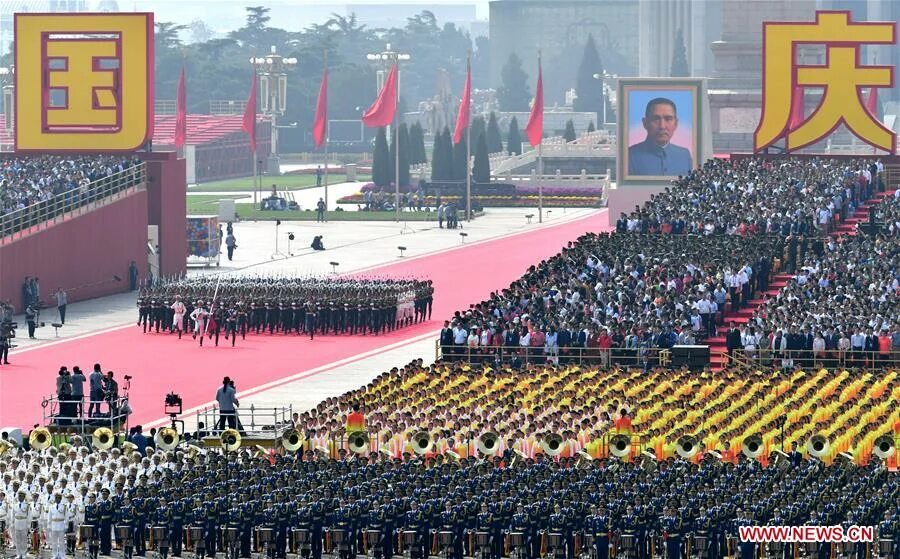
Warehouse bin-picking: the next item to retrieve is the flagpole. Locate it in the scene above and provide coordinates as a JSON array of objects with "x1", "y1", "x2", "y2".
[
  {"x1": 323, "y1": 50, "x2": 330, "y2": 216},
  {"x1": 537, "y1": 51, "x2": 543, "y2": 224},
  {"x1": 395, "y1": 63, "x2": 401, "y2": 222},
  {"x1": 465, "y1": 53, "x2": 472, "y2": 222}
]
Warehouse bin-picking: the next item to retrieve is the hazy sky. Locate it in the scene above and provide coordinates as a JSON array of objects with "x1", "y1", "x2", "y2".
[{"x1": 134, "y1": 0, "x2": 490, "y2": 23}]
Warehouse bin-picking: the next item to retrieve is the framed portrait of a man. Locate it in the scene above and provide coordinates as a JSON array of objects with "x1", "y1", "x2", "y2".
[{"x1": 617, "y1": 79, "x2": 703, "y2": 185}]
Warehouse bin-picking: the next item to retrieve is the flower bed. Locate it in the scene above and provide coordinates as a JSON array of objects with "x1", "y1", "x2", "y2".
[
  {"x1": 514, "y1": 185, "x2": 604, "y2": 197},
  {"x1": 337, "y1": 193, "x2": 602, "y2": 208}
]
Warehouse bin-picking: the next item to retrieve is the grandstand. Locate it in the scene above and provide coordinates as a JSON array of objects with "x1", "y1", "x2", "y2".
[{"x1": 151, "y1": 114, "x2": 271, "y2": 183}]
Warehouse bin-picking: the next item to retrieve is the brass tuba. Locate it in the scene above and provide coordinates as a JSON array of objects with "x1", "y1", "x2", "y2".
[
  {"x1": 476, "y1": 432, "x2": 500, "y2": 456},
  {"x1": 122, "y1": 441, "x2": 138, "y2": 454},
  {"x1": 92, "y1": 427, "x2": 114, "y2": 451},
  {"x1": 281, "y1": 429, "x2": 303, "y2": 453},
  {"x1": 873, "y1": 434, "x2": 896, "y2": 459},
  {"x1": 0, "y1": 440, "x2": 11, "y2": 457},
  {"x1": 29, "y1": 427, "x2": 52, "y2": 451},
  {"x1": 155, "y1": 427, "x2": 179, "y2": 451},
  {"x1": 675, "y1": 435, "x2": 699, "y2": 459},
  {"x1": 220, "y1": 428, "x2": 241, "y2": 452},
  {"x1": 806, "y1": 434, "x2": 830, "y2": 459},
  {"x1": 741, "y1": 434, "x2": 764, "y2": 459},
  {"x1": 348, "y1": 432, "x2": 369, "y2": 454},
  {"x1": 411, "y1": 431, "x2": 432, "y2": 455},
  {"x1": 540, "y1": 433, "x2": 564, "y2": 457},
  {"x1": 609, "y1": 434, "x2": 631, "y2": 458}
]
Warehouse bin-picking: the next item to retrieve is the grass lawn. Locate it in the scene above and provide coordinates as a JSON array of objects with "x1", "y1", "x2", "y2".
[
  {"x1": 186, "y1": 194, "x2": 250, "y2": 215},
  {"x1": 234, "y1": 204, "x2": 438, "y2": 222},
  {"x1": 189, "y1": 174, "x2": 371, "y2": 192}
]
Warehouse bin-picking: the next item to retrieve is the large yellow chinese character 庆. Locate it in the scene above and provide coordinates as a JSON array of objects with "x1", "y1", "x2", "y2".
[{"x1": 754, "y1": 11, "x2": 895, "y2": 154}]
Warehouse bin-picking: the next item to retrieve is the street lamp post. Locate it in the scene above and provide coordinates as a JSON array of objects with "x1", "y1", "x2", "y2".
[
  {"x1": 0, "y1": 65, "x2": 15, "y2": 135},
  {"x1": 592, "y1": 71, "x2": 616, "y2": 126},
  {"x1": 250, "y1": 47, "x2": 297, "y2": 177},
  {"x1": 366, "y1": 43, "x2": 411, "y2": 222}
]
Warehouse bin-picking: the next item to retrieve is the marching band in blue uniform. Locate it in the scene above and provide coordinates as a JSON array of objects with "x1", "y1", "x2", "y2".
[{"x1": 4, "y1": 449, "x2": 898, "y2": 559}]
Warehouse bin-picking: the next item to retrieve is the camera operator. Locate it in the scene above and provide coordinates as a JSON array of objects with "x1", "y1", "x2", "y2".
[
  {"x1": 104, "y1": 372, "x2": 119, "y2": 419},
  {"x1": 25, "y1": 304, "x2": 37, "y2": 339},
  {"x1": 0, "y1": 320, "x2": 12, "y2": 365}
]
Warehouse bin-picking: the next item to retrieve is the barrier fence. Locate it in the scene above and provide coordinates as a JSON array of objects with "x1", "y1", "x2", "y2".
[
  {"x1": 0, "y1": 163, "x2": 146, "y2": 242},
  {"x1": 731, "y1": 348, "x2": 900, "y2": 371},
  {"x1": 40, "y1": 394, "x2": 130, "y2": 438}
]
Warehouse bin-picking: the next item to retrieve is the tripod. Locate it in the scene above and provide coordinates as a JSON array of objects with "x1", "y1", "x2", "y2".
[{"x1": 271, "y1": 220, "x2": 288, "y2": 260}]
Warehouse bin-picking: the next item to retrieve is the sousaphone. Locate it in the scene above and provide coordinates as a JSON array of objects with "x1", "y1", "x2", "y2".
[
  {"x1": 873, "y1": 434, "x2": 896, "y2": 460},
  {"x1": 348, "y1": 432, "x2": 369, "y2": 454},
  {"x1": 92, "y1": 427, "x2": 114, "y2": 451},
  {"x1": 411, "y1": 431, "x2": 432, "y2": 455},
  {"x1": 29, "y1": 427, "x2": 52, "y2": 451},
  {"x1": 741, "y1": 434, "x2": 764, "y2": 459},
  {"x1": 221, "y1": 428, "x2": 241, "y2": 452},
  {"x1": 155, "y1": 427, "x2": 179, "y2": 451},
  {"x1": 476, "y1": 432, "x2": 500, "y2": 456},
  {"x1": 281, "y1": 429, "x2": 303, "y2": 453},
  {"x1": 806, "y1": 434, "x2": 830, "y2": 459},
  {"x1": 675, "y1": 435, "x2": 699, "y2": 459},
  {"x1": 540, "y1": 433, "x2": 564, "y2": 457},
  {"x1": 609, "y1": 434, "x2": 631, "y2": 458}
]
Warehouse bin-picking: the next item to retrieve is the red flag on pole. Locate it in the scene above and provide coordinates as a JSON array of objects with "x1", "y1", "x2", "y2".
[
  {"x1": 524, "y1": 58, "x2": 544, "y2": 147},
  {"x1": 362, "y1": 64, "x2": 398, "y2": 128},
  {"x1": 313, "y1": 67, "x2": 328, "y2": 148},
  {"x1": 453, "y1": 60, "x2": 471, "y2": 144},
  {"x1": 865, "y1": 86, "x2": 878, "y2": 117},
  {"x1": 174, "y1": 66, "x2": 187, "y2": 148},
  {"x1": 242, "y1": 69, "x2": 258, "y2": 152},
  {"x1": 788, "y1": 85, "x2": 803, "y2": 132}
]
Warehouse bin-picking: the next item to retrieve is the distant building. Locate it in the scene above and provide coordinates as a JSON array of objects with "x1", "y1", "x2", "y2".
[
  {"x1": 0, "y1": 0, "x2": 117, "y2": 58},
  {"x1": 489, "y1": 0, "x2": 639, "y2": 104},
  {"x1": 637, "y1": 0, "x2": 723, "y2": 79}
]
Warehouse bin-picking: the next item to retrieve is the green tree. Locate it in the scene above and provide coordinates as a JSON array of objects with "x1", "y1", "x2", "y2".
[
  {"x1": 409, "y1": 123, "x2": 426, "y2": 165},
  {"x1": 431, "y1": 128, "x2": 446, "y2": 181},
  {"x1": 473, "y1": 132, "x2": 491, "y2": 184},
  {"x1": 486, "y1": 112, "x2": 503, "y2": 154},
  {"x1": 671, "y1": 28, "x2": 689, "y2": 77},
  {"x1": 507, "y1": 116, "x2": 522, "y2": 155},
  {"x1": 452, "y1": 131, "x2": 469, "y2": 182},
  {"x1": 399, "y1": 122, "x2": 410, "y2": 186},
  {"x1": 564, "y1": 119, "x2": 577, "y2": 142},
  {"x1": 471, "y1": 116, "x2": 486, "y2": 148},
  {"x1": 373, "y1": 127, "x2": 390, "y2": 187},
  {"x1": 497, "y1": 52, "x2": 530, "y2": 111},
  {"x1": 587, "y1": 121, "x2": 596, "y2": 133},
  {"x1": 573, "y1": 34, "x2": 603, "y2": 125},
  {"x1": 441, "y1": 127, "x2": 454, "y2": 181}
]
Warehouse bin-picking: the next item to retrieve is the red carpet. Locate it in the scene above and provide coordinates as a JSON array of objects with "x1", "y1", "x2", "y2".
[{"x1": 0, "y1": 212, "x2": 609, "y2": 428}]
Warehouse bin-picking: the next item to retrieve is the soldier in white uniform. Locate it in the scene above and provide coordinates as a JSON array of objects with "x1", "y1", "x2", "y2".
[
  {"x1": 0, "y1": 489, "x2": 10, "y2": 553},
  {"x1": 12, "y1": 491, "x2": 31, "y2": 559},
  {"x1": 48, "y1": 493, "x2": 67, "y2": 559},
  {"x1": 65, "y1": 493, "x2": 79, "y2": 555}
]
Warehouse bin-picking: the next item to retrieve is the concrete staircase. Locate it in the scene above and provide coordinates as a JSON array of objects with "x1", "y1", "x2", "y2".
[{"x1": 705, "y1": 189, "x2": 895, "y2": 370}]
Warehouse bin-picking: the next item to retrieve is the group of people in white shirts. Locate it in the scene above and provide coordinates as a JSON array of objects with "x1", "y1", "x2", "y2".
[{"x1": 1, "y1": 444, "x2": 174, "y2": 559}]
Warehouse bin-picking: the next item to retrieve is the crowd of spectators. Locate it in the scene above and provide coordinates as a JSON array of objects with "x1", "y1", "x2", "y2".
[
  {"x1": 439, "y1": 233, "x2": 776, "y2": 364},
  {"x1": 440, "y1": 157, "x2": 890, "y2": 365},
  {"x1": 619, "y1": 157, "x2": 880, "y2": 237},
  {"x1": 0, "y1": 155, "x2": 142, "y2": 217},
  {"x1": 730, "y1": 190, "x2": 900, "y2": 367}
]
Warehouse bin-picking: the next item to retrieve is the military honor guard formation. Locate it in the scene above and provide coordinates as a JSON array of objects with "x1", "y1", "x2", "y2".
[{"x1": 135, "y1": 276, "x2": 434, "y2": 346}]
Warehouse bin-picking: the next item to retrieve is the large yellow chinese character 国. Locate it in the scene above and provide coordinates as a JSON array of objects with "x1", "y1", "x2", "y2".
[
  {"x1": 15, "y1": 13, "x2": 153, "y2": 152},
  {"x1": 754, "y1": 11, "x2": 896, "y2": 154}
]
